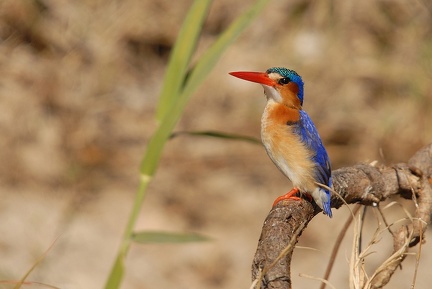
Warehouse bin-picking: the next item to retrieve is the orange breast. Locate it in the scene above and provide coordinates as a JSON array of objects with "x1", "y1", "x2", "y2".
[{"x1": 261, "y1": 102, "x2": 316, "y2": 192}]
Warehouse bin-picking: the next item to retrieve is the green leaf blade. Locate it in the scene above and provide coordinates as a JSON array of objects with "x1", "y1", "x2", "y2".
[
  {"x1": 104, "y1": 254, "x2": 125, "y2": 289},
  {"x1": 131, "y1": 231, "x2": 211, "y2": 244},
  {"x1": 156, "y1": 0, "x2": 213, "y2": 121},
  {"x1": 171, "y1": 130, "x2": 261, "y2": 144}
]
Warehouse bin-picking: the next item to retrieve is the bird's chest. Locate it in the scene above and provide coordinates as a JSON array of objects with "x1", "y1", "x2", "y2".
[
  {"x1": 261, "y1": 110, "x2": 301, "y2": 167},
  {"x1": 260, "y1": 104, "x2": 315, "y2": 186},
  {"x1": 261, "y1": 104, "x2": 302, "y2": 154}
]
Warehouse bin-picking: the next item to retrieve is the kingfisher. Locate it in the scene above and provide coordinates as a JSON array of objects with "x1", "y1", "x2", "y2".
[{"x1": 229, "y1": 67, "x2": 332, "y2": 217}]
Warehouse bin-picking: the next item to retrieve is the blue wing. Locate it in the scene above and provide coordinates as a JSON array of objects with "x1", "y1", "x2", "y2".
[
  {"x1": 296, "y1": 110, "x2": 332, "y2": 187},
  {"x1": 295, "y1": 110, "x2": 332, "y2": 217}
]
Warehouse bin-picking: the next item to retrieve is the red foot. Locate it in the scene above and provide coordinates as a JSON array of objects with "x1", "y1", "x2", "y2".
[{"x1": 272, "y1": 188, "x2": 301, "y2": 207}]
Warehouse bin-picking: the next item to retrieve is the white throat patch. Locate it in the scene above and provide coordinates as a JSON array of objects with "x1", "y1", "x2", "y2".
[{"x1": 262, "y1": 84, "x2": 282, "y2": 103}]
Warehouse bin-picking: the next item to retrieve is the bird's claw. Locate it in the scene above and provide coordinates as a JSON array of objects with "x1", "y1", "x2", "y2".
[{"x1": 272, "y1": 188, "x2": 301, "y2": 207}]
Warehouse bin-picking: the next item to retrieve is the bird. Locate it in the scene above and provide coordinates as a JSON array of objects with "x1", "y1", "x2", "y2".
[{"x1": 229, "y1": 67, "x2": 332, "y2": 217}]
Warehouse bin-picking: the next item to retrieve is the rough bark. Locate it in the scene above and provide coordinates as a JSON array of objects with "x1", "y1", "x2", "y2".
[{"x1": 251, "y1": 144, "x2": 432, "y2": 289}]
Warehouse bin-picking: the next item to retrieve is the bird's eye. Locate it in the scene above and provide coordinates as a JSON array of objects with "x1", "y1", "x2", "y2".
[{"x1": 278, "y1": 77, "x2": 290, "y2": 85}]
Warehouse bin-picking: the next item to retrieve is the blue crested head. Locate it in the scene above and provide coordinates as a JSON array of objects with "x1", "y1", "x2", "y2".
[{"x1": 266, "y1": 67, "x2": 304, "y2": 106}]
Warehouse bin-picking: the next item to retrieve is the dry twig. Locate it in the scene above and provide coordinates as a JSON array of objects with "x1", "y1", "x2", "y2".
[{"x1": 251, "y1": 144, "x2": 432, "y2": 289}]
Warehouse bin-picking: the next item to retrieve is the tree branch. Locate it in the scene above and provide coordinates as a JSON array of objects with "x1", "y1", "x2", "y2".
[{"x1": 251, "y1": 144, "x2": 432, "y2": 289}]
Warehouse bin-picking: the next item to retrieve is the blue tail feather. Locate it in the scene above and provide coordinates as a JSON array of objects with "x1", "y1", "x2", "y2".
[{"x1": 322, "y1": 190, "x2": 332, "y2": 218}]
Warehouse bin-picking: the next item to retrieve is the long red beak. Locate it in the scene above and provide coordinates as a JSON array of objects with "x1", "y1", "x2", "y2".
[{"x1": 229, "y1": 71, "x2": 276, "y2": 86}]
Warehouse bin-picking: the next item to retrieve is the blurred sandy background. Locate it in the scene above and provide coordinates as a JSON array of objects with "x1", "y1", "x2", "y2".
[{"x1": 0, "y1": 0, "x2": 431, "y2": 288}]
